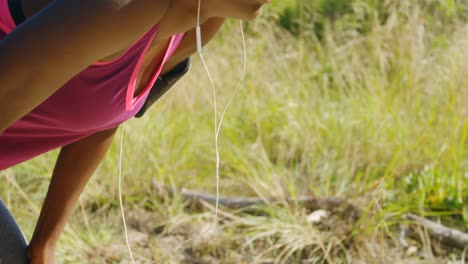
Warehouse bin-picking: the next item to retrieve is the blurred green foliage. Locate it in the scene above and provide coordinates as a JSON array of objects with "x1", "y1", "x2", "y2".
[{"x1": 269, "y1": 0, "x2": 468, "y2": 38}]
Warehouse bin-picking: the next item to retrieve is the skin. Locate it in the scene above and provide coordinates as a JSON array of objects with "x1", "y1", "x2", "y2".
[{"x1": 0, "y1": 0, "x2": 269, "y2": 263}]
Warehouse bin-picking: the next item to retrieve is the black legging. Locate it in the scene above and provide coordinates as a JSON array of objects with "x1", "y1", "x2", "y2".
[{"x1": 0, "y1": 200, "x2": 29, "y2": 263}]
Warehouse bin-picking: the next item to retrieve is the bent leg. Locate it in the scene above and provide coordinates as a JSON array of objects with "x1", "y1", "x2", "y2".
[{"x1": 0, "y1": 200, "x2": 28, "y2": 264}]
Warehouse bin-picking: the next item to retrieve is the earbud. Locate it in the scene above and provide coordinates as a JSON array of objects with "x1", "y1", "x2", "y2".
[
  {"x1": 196, "y1": 0, "x2": 203, "y2": 54},
  {"x1": 196, "y1": 26, "x2": 203, "y2": 54}
]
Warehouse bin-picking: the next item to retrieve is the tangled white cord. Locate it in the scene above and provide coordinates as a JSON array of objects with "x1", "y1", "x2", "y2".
[{"x1": 118, "y1": 0, "x2": 247, "y2": 262}]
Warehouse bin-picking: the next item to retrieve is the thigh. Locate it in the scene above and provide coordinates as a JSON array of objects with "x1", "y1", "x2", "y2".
[{"x1": 0, "y1": 200, "x2": 29, "y2": 264}]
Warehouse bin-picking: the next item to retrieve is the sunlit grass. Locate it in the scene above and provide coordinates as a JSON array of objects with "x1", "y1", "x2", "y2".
[{"x1": 1, "y1": 2, "x2": 467, "y2": 263}]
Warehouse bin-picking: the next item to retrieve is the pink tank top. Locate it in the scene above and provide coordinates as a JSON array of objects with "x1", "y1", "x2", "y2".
[{"x1": 0, "y1": 0, "x2": 185, "y2": 170}]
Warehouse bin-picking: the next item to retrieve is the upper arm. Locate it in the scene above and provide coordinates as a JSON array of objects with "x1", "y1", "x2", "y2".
[
  {"x1": 0, "y1": 0, "x2": 168, "y2": 132},
  {"x1": 52, "y1": 126, "x2": 119, "y2": 194},
  {"x1": 59, "y1": 127, "x2": 119, "y2": 171}
]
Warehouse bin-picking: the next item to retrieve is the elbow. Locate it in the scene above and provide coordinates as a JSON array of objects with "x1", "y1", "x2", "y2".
[
  {"x1": 0, "y1": 98, "x2": 32, "y2": 134},
  {"x1": 0, "y1": 97, "x2": 10, "y2": 134},
  {"x1": 0, "y1": 109, "x2": 15, "y2": 134},
  {"x1": 0, "y1": 92, "x2": 19, "y2": 134},
  {"x1": 0, "y1": 120, "x2": 9, "y2": 135},
  {"x1": 0, "y1": 88, "x2": 27, "y2": 134},
  {"x1": 0, "y1": 70, "x2": 43, "y2": 133}
]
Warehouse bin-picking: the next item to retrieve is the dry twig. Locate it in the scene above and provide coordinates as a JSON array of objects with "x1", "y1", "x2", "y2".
[
  {"x1": 406, "y1": 213, "x2": 468, "y2": 250},
  {"x1": 151, "y1": 180, "x2": 360, "y2": 219},
  {"x1": 151, "y1": 180, "x2": 468, "y2": 250}
]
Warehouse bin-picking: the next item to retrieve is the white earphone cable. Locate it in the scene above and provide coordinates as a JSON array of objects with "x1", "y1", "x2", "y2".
[
  {"x1": 121, "y1": 0, "x2": 247, "y2": 262},
  {"x1": 211, "y1": 21, "x2": 247, "y2": 226},
  {"x1": 152, "y1": 6, "x2": 247, "y2": 264},
  {"x1": 118, "y1": 123, "x2": 137, "y2": 264}
]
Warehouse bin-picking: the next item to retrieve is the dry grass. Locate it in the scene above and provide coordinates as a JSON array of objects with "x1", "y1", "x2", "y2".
[{"x1": 1, "y1": 1, "x2": 467, "y2": 263}]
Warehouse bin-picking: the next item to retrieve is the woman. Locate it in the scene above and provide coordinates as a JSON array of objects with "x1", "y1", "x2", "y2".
[{"x1": 0, "y1": 0, "x2": 269, "y2": 263}]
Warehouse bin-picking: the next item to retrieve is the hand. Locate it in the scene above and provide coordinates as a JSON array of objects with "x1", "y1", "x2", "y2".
[{"x1": 26, "y1": 243, "x2": 57, "y2": 264}]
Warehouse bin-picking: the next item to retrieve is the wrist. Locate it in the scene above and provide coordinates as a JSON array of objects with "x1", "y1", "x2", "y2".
[
  {"x1": 27, "y1": 240, "x2": 57, "y2": 264},
  {"x1": 27, "y1": 239, "x2": 56, "y2": 258}
]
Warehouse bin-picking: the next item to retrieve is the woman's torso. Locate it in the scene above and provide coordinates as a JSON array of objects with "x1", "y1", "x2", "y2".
[{"x1": 0, "y1": 0, "x2": 189, "y2": 169}]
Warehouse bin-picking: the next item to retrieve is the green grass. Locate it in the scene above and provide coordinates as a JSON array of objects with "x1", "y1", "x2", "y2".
[{"x1": 1, "y1": 1, "x2": 467, "y2": 263}]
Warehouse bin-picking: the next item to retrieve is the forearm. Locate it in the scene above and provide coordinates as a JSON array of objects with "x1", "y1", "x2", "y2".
[{"x1": 28, "y1": 127, "x2": 118, "y2": 254}]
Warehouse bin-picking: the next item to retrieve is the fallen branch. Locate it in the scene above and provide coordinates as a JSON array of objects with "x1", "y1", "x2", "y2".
[
  {"x1": 151, "y1": 180, "x2": 360, "y2": 220},
  {"x1": 151, "y1": 180, "x2": 468, "y2": 250},
  {"x1": 406, "y1": 213, "x2": 468, "y2": 250}
]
